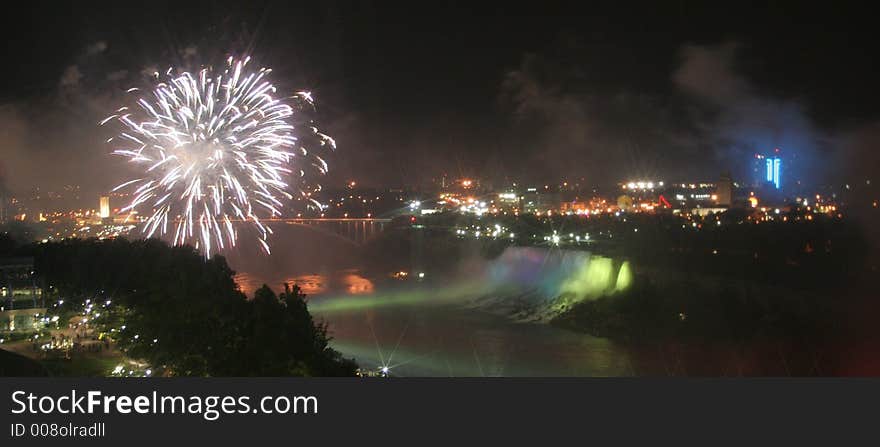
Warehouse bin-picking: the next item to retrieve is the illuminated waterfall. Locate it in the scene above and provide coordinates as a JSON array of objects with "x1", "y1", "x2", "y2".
[
  {"x1": 615, "y1": 261, "x2": 633, "y2": 291},
  {"x1": 486, "y1": 247, "x2": 633, "y2": 304},
  {"x1": 559, "y1": 256, "x2": 616, "y2": 298}
]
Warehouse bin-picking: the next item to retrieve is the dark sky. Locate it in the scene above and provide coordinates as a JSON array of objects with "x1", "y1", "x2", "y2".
[{"x1": 1, "y1": 1, "x2": 879, "y2": 198}]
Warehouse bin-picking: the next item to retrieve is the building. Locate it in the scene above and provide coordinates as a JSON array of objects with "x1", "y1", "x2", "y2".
[
  {"x1": 0, "y1": 257, "x2": 41, "y2": 310},
  {"x1": 520, "y1": 188, "x2": 538, "y2": 214},
  {"x1": 0, "y1": 193, "x2": 7, "y2": 223},
  {"x1": 752, "y1": 150, "x2": 783, "y2": 190},
  {"x1": 666, "y1": 182, "x2": 717, "y2": 208},
  {"x1": 520, "y1": 186, "x2": 561, "y2": 214},
  {"x1": 495, "y1": 191, "x2": 520, "y2": 212},
  {"x1": 715, "y1": 173, "x2": 734, "y2": 207},
  {"x1": 765, "y1": 157, "x2": 782, "y2": 189},
  {"x1": 560, "y1": 201, "x2": 588, "y2": 214},
  {"x1": 0, "y1": 182, "x2": 13, "y2": 223},
  {"x1": 99, "y1": 196, "x2": 110, "y2": 219}
]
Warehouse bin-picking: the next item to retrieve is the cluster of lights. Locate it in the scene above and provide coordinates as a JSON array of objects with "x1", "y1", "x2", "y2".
[
  {"x1": 1, "y1": 310, "x2": 55, "y2": 333},
  {"x1": 355, "y1": 366, "x2": 390, "y2": 378},
  {"x1": 542, "y1": 230, "x2": 591, "y2": 246},
  {"x1": 459, "y1": 200, "x2": 489, "y2": 216},
  {"x1": 55, "y1": 295, "x2": 162, "y2": 364},
  {"x1": 390, "y1": 271, "x2": 425, "y2": 281},
  {"x1": 111, "y1": 363, "x2": 153, "y2": 377},
  {"x1": 673, "y1": 183, "x2": 716, "y2": 189},
  {"x1": 439, "y1": 194, "x2": 489, "y2": 215},
  {"x1": 319, "y1": 190, "x2": 399, "y2": 218},
  {"x1": 623, "y1": 181, "x2": 664, "y2": 190},
  {"x1": 559, "y1": 198, "x2": 611, "y2": 216},
  {"x1": 454, "y1": 223, "x2": 516, "y2": 240},
  {"x1": 91, "y1": 224, "x2": 137, "y2": 240},
  {"x1": 38, "y1": 330, "x2": 73, "y2": 352}
]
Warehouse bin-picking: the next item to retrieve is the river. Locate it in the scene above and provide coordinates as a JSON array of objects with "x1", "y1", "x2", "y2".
[{"x1": 223, "y1": 224, "x2": 870, "y2": 376}]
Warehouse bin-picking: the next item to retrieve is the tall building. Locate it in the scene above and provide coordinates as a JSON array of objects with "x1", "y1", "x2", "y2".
[
  {"x1": 99, "y1": 196, "x2": 110, "y2": 218},
  {"x1": 764, "y1": 157, "x2": 782, "y2": 189},
  {"x1": 0, "y1": 193, "x2": 6, "y2": 223},
  {"x1": 0, "y1": 181, "x2": 8, "y2": 223},
  {"x1": 715, "y1": 172, "x2": 734, "y2": 206},
  {"x1": 1, "y1": 257, "x2": 41, "y2": 310},
  {"x1": 752, "y1": 149, "x2": 783, "y2": 190}
]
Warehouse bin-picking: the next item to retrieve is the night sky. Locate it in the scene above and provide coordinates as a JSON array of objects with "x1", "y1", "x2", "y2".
[{"x1": 1, "y1": 1, "x2": 878, "y2": 199}]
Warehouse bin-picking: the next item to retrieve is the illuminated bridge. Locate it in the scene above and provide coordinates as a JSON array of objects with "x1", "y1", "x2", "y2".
[{"x1": 265, "y1": 218, "x2": 391, "y2": 245}]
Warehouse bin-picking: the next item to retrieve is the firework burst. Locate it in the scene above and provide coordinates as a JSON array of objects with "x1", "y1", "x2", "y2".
[{"x1": 104, "y1": 56, "x2": 334, "y2": 256}]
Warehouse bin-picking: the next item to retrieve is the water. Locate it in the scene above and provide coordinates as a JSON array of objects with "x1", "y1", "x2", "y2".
[
  {"x1": 222, "y1": 225, "x2": 637, "y2": 376},
  {"x1": 224, "y1": 224, "x2": 873, "y2": 376},
  {"x1": 318, "y1": 303, "x2": 633, "y2": 376}
]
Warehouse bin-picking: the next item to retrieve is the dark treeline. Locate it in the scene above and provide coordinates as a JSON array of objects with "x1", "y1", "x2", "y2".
[
  {"x1": 5, "y1": 236, "x2": 356, "y2": 376},
  {"x1": 551, "y1": 279, "x2": 841, "y2": 342}
]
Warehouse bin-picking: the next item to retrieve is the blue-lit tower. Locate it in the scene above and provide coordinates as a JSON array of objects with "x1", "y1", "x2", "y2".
[
  {"x1": 764, "y1": 156, "x2": 781, "y2": 189},
  {"x1": 752, "y1": 149, "x2": 783, "y2": 190}
]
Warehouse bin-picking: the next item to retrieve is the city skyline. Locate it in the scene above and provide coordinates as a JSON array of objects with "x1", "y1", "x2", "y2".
[{"x1": 1, "y1": 2, "x2": 879, "y2": 202}]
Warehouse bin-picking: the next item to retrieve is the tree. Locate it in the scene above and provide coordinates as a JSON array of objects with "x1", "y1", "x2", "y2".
[{"x1": 33, "y1": 238, "x2": 357, "y2": 376}]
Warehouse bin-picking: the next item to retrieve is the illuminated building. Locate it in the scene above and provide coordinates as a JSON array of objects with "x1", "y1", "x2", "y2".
[
  {"x1": 0, "y1": 257, "x2": 41, "y2": 310},
  {"x1": 752, "y1": 150, "x2": 783, "y2": 190},
  {"x1": 666, "y1": 182, "x2": 718, "y2": 209},
  {"x1": 765, "y1": 157, "x2": 782, "y2": 189},
  {"x1": 521, "y1": 187, "x2": 540, "y2": 214},
  {"x1": 618, "y1": 181, "x2": 667, "y2": 208},
  {"x1": 496, "y1": 191, "x2": 520, "y2": 212},
  {"x1": 99, "y1": 196, "x2": 110, "y2": 218}
]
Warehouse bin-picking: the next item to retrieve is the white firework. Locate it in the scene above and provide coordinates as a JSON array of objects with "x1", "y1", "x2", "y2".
[{"x1": 104, "y1": 56, "x2": 334, "y2": 256}]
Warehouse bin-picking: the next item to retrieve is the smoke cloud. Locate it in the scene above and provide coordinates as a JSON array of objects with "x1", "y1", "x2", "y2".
[
  {"x1": 673, "y1": 41, "x2": 831, "y2": 187},
  {"x1": 500, "y1": 40, "x2": 846, "y2": 188},
  {"x1": 59, "y1": 66, "x2": 83, "y2": 88}
]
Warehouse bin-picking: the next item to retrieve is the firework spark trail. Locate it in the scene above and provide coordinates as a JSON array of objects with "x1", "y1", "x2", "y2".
[{"x1": 104, "y1": 56, "x2": 335, "y2": 257}]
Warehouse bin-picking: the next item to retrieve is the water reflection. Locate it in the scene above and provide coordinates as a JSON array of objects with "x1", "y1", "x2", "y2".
[
  {"x1": 234, "y1": 270, "x2": 374, "y2": 297},
  {"x1": 343, "y1": 272, "x2": 375, "y2": 295},
  {"x1": 319, "y1": 304, "x2": 632, "y2": 376},
  {"x1": 283, "y1": 274, "x2": 328, "y2": 295},
  {"x1": 232, "y1": 272, "x2": 258, "y2": 296}
]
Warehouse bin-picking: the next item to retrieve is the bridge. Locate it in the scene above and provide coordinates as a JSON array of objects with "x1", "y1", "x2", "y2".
[{"x1": 265, "y1": 218, "x2": 392, "y2": 245}]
